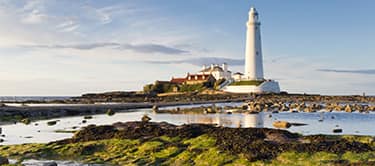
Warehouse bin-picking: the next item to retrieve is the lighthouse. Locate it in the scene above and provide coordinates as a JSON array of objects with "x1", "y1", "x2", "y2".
[
  {"x1": 223, "y1": 6, "x2": 281, "y2": 94},
  {"x1": 245, "y1": 7, "x2": 264, "y2": 80}
]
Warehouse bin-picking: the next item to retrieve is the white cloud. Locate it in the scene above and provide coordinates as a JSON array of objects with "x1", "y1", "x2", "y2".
[
  {"x1": 19, "y1": 0, "x2": 49, "y2": 24},
  {"x1": 56, "y1": 20, "x2": 80, "y2": 32},
  {"x1": 21, "y1": 9, "x2": 48, "y2": 24},
  {"x1": 82, "y1": 4, "x2": 126, "y2": 24}
]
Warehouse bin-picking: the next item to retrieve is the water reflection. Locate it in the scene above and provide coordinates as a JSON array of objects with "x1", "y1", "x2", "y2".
[
  {"x1": 181, "y1": 113, "x2": 264, "y2": 128},
  {"x1": 1, "y1": 110, "x2": 374, "y2": 145}
]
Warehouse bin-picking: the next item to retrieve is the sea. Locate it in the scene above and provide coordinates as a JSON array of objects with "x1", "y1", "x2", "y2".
[{"x1": 0, "y1": 96, "x2": 72, "y2": 102}]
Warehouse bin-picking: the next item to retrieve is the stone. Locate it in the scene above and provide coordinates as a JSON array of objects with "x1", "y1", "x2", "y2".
[
  {"x1": 345, "y1": 105, "x2": 352, "y2": 113},
  {"x1": 152, "y1": 105, "x2": 159, "y2": 112},
  {"x1": 84, "y1": 116, "x2": 93, "y2": 119},
  {"x1": 42, "y1": 162, "x2": 58, "y2": 166},
  {"x1": 0, "y1": 156, "x2": 8, "y2": 165},
  {"x1": 142, "y1": 115, "x2": 152, "y2": 123},
  {"x1": 21, "y1": 118, "x2": 31, "y2": 125},
  {"x1": 273, "y1": 121, "x2": 291, "y2": 128},
  {"x1": 47, "y1": 121, "x2": 58, "y2": 126},
  {"x1": 333, "y1": 129, "x2": 343, "y2": 133},
  {"x1": 106, "y1": 109, "x2": 115, "y2": 116}
]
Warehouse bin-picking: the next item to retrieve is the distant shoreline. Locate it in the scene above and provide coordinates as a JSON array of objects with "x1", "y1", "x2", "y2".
[
  {"x1": 1, "y1": 92, "x2": 375, "y2": 125},
  {"x1": 0, "y1": 99, "x2": 245, "y2": 125}
]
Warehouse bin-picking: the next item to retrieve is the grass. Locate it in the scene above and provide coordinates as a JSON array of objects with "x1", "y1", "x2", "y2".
[
  {"x1": 229, "y1": 80, "x2": 264, "y2": 86},
  {"x1": 0, "y1": 135, "x2": 373, "y2": 165}
]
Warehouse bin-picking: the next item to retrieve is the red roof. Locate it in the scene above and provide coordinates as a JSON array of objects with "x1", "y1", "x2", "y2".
[{"x1": 170, "y1": 77, "x2": 187, "y2": 84}]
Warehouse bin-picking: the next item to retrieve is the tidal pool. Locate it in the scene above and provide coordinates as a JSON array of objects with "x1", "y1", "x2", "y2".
[{"x1": 0, "y1": 105, "x2": 374, "y2": 145}]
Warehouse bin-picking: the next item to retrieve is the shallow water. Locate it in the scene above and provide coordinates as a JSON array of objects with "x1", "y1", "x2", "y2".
[
  {"x1": 9, "y1": 159, "x2": 103, "y2": 166},
  {"x1": 0, "y1": 103, "x2": 374, "y2": 145}
]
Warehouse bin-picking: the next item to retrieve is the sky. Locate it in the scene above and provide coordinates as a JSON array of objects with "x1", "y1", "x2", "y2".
[{"x1": 0, "y1": 0, "x2": 374, "y2": 96}]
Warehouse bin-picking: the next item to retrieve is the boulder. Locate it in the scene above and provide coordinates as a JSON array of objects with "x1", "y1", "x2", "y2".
[
  {"x1": 42, "y1": 162, "x2": 57, "y2": 166},
  {"x1": 0, "y1": 156, "x2": 9, "y2": 165},
  {"x1": 152, "y1": 105, "x2": 159, "y2": 112},
  {"x1": 344, "y1": 105, "x2": 353, "y2": 113},
  {"x1": 273, "y1": 121, "x2": 291, "y2": 128},
  {"x1": 47, "y1": 121, "x2": 58, "y2": 126},
  {"x1": 333, "y1": 129, "x2": 343, "y2": 133},
  {"x1": 106, "y1": 109, "x2": 115, "y2": 116},
  {"x1": 21, "y1": 118, "x2": 31, "y2": 125},
  {"x1": 142, "y1": 115, "x2": 151, "y2": 123},
  {"x1": 83, "y1": 116, "x2": 93, "y2": 119}
]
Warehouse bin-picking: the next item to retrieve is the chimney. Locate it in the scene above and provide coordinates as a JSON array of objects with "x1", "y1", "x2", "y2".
[{"x1": 222, "y1": 63, "x2": 228, "y2": 72}]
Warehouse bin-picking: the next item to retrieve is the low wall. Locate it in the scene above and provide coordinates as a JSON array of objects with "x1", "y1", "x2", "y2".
[{"x1": 223, "y1": 80, "x2": 280, "y2": 94}]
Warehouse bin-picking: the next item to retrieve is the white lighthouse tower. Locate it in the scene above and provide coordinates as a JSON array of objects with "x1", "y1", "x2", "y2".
[
  {"x1": 223, "y1": 6, "x2": 280, "y2": 94},
  {"x1": 245, "y1": 7, "x2": 264, "y2": 80}
]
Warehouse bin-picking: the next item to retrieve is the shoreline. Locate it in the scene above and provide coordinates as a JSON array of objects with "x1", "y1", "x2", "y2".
[
  {"x1": 0, "y1": 121, "x2": 374, "y2": 165},
  {"x1": 0, "y1": 99, "x2": 245, "y2": 125}
]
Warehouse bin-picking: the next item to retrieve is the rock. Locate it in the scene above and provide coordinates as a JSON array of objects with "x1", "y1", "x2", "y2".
[
  {"x1": 82, "y1": 120, "x2": 87, "y2": 124},
  {"x1": 345, "y1": 105, "x2": 353, "y2": 113},
  {"x1": 290, "y1": 123, "x2": 308, "y2": 126},
  {"x1": 0, "y1": 156, "x2": 9, "y2": 165},
  {"x1": 47, "y1": 121, "x2": 58, "y2": 126},
  {"x1": 42, "y1": 162, "x2": 58, "y2": 166},
  {"x1": 106, "y1": 109, "x2": 115, "y2": 116},
  {"x1": 0, "y1": 138, "x2": 4, "y2": 143},
  {"x1": 152, "y1": 105, "x2": 159, "y2": 112},
  {"x1": 142, "y1": 115, "x2": 151, "y2": 123},
  {"x1": 273, "y1": 121, "x2": 291, "y2": 128},
  {"x1": 21, "y1": 118, "x2": 31, "y2": 125},
  {"x1": 333, "y1": 129, "x2": 343, "y2": 133},
  {"x1": 84, "y1": 116, "x2": 93, "y2": 119},
  {"x1": 290, "y1": 110, "x2": 299, "y2": 113},
  {"x1": 205, "y1": 107, "x2": 216, "y2": 113}
]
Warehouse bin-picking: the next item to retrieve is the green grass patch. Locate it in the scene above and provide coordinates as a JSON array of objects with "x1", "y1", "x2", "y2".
[
  {"x1": 229, "y1": 80, "x2": 264, "y2": 86},
  {"x1": 0, "y1": 135, "x2": 374, "y2": 165}
]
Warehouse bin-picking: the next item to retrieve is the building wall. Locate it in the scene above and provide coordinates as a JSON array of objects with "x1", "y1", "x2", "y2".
[
  {"x1": 233, "y1": 74, "x2": 243, "y2": 81},
  {"x1": 185, "y1": 80, "x2": 207, "y2": 85},
  {"x1": 223, "y1": 80, "x2": 280, "y2": 94},
  {"x1": 199, "y1": 70, "x2": 231, "y2": 80}
]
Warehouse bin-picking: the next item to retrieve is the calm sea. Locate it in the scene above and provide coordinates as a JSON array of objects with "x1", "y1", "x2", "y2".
[{"x1": 0, "y1": 96, "x2": 72, "y2": 102}]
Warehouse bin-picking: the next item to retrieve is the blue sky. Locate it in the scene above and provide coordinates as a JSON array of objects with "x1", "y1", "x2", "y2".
[{"x1": 0, "y1": 0, "x2": 374, "y2": 96}]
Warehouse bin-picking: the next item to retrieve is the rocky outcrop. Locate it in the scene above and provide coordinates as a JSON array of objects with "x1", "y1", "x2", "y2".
[
  {"x1": 0, "y1": 156, "x2": 9, "y2": 165},
  {"x1": 53, "y1": 121, "x2": 373, "y2": 162}
]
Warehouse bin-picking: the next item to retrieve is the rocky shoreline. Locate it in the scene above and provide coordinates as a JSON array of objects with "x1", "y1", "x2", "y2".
[
  {"x1": 0, "y1": 99, "x2": 242, "y2": 125},
  {"x1": 0, "y1": 121, "x2": 374, "y2": 165},
  {"x1": 1, "y1": 93, "x2": 375, "y2": 125}
]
